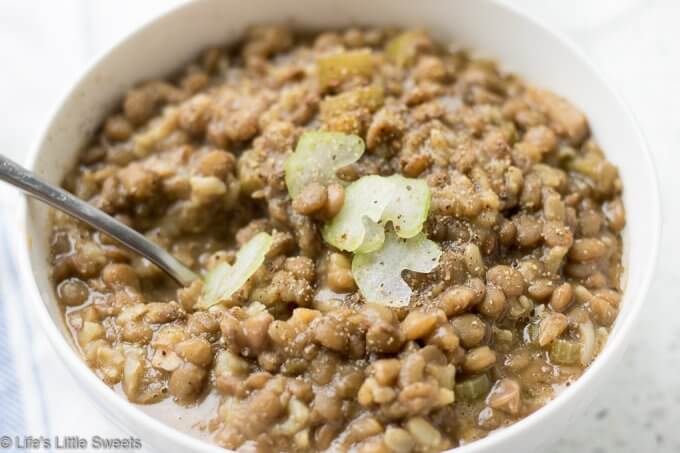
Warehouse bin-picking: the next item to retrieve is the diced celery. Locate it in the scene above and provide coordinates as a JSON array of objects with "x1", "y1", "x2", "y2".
[
  {"x1": 351, "y1": 230, "x2": 441, "y2": 307},
  {"x1": 386, "y1": 31, "x2": 430, "y2": 67},
  {"x1": 549, "y1": 339, "x2": 581, "y2": 365},
  {"x1": 317, "y1": 49, "x2": 375, "y2": 90},
  {"x1": 455, "y1": 374, "x2": 491, "y2": 401},
  {"x1": 508, "y1": 295, "x2": 534, "y2": 320},
  {"x1": 196, "y1": 232, "x2": 272, "y2": 309},
  {"x1": 524, "y1": 322, "x2": 540, "y2": 345},
  {"x1": 284, "y1": 131, "x2": 365, "y2": 198},
  {"x1": 320, "y1": 84, "x2": 385, "y2": 122},
  {"x1": 567, "y1": 152, "x2": 602, "y2": 181},
  {"x1": 567, "y1": 152, "x2": 618, "y2": 194}
]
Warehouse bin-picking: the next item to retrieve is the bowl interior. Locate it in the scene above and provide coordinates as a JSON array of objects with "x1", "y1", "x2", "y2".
[{"x1": 21, "y1": 0, "x2": 659, "y2": 452}]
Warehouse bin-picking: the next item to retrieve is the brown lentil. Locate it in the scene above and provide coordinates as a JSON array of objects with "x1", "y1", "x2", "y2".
[
  {"x1": 451, "y1": 314, "x2": 487, "y2": 348},
  {"x1": 550, "y1": 282, "x2": 574, "y2": 312},
  {"x1": 462, "y1": 346, "x2": 497, "y2": 372},
  {"x1": 292, "y1": 182, "x2": 328, "y2": 215}
]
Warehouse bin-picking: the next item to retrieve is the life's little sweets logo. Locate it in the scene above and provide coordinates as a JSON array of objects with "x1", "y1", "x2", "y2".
[{"x1": 0, "y1": 435, "x2": 142, "y2": 450}]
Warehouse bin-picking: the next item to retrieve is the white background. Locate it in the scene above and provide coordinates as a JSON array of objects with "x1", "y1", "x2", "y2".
[{"x1": 0, "y1": 1, "x2": 678, "y2": 451}]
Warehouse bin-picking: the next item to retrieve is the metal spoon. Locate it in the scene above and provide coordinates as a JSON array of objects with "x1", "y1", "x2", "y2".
[{"x1": 0, "y1": 154, "x2": 198, "y2": 286}]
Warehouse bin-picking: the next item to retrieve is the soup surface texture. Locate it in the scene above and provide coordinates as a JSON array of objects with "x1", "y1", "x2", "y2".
[{"x1": 51, "y1": 25, "x2": 625, "y2": 452}]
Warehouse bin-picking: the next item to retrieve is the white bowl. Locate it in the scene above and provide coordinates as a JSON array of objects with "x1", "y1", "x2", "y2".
[{"x1": 17, "y1": 0, "x2": 660, "y2": 452}]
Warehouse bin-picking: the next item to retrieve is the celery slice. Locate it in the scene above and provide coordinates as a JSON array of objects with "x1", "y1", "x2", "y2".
[
  {"x1": 352, "y1": 231, "x2": 441, "y2": 307},
  {"x1": 284, "y1": 131, "x2": 365, "y2": 198},
  {"x1": 324, "y1": 175, "x2": 395, "y2": 253},
  {"x1": 196, "y1": 232, "x2": 272, "y2": 309},
  {"x1": 382, "y1": 175, "x2": 431, "y2": 239},
  {"x1": 358, "y1": 216, "x2": 390, "y2": 254},
  {"x1": 322, "y1": 174, "x2": 431, "y2": 252}
]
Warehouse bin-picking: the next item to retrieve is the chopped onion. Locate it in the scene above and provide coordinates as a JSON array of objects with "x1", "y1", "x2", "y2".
[
  {"x1": 196, "y1": 232, "x2": 272, "y2": 309},
  {"x1": 578, "y1": 319, "x2": 596, "y2": 366},
  {"x1": 351, "y1": 230, "x2": 441, "y2": 307},
  {"x1": 284, "y1": 131, "x2": 365, "y2": 198}
]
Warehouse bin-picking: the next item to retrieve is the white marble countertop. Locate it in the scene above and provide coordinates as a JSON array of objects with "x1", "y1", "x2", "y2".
[{"x1": 0, "y1": 1, "x2": 678, "y2": 451}]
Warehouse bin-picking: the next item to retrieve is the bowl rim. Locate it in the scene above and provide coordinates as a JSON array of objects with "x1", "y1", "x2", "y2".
[{"x1": 16, "y1": 0, "x2": 661, "y2": 452}]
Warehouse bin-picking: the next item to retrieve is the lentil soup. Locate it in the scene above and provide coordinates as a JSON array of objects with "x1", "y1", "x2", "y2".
[{"x1": 50, "y1": 25, "x2": 625, "y2": 452}]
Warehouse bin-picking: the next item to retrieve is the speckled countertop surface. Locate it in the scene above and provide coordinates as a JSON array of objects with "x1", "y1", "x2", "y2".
[{"x1": 0, "y1": 1, "x2": 678, "y2": 451}]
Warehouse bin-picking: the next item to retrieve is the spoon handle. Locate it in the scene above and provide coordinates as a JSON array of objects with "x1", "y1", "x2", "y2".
[{"x1": 0, "y1": 154, "x2": 198, "y2": 286}]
